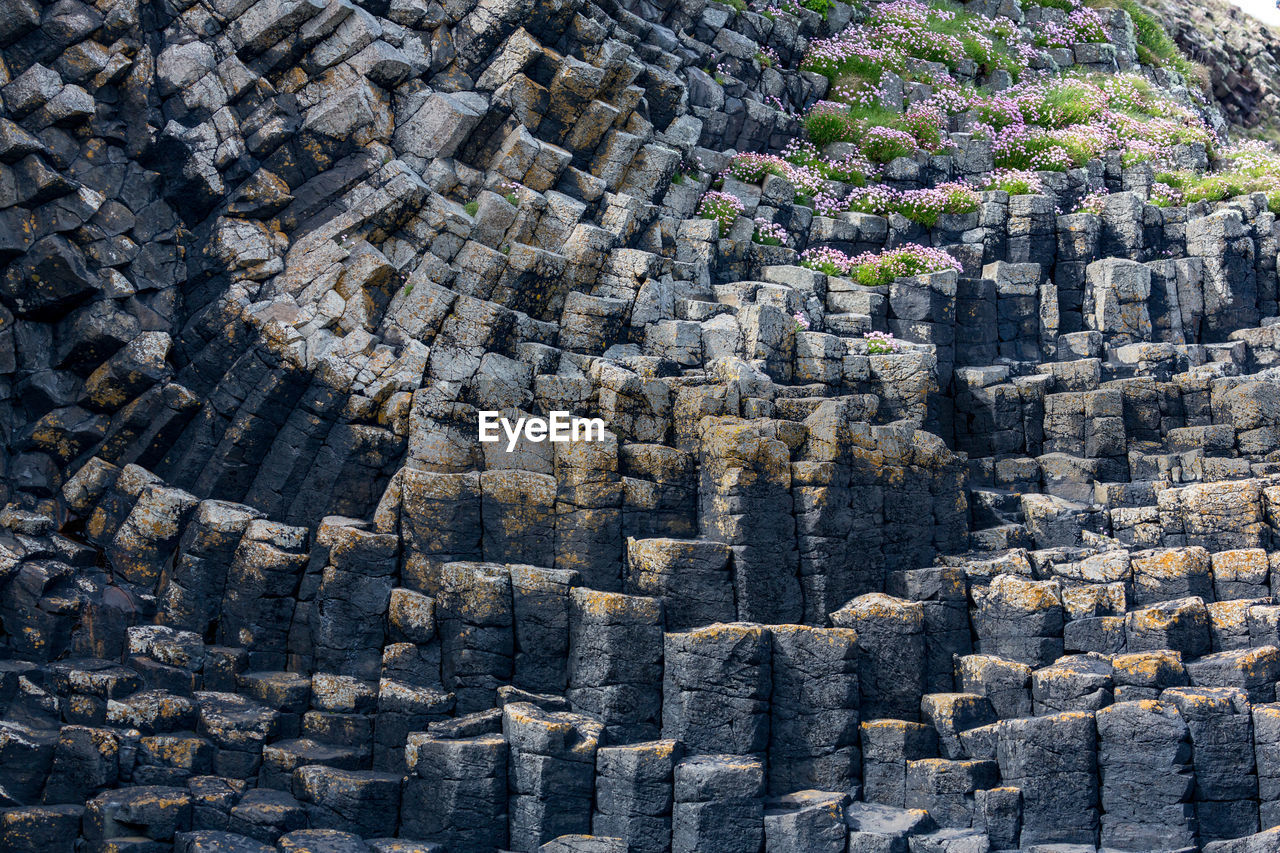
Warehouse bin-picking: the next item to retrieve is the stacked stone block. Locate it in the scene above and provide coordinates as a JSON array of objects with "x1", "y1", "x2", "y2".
[
  {"x1": 1096, "y1": 700, "x2": 1198, "y2": 849},
  {"x1": 1165, "y1": 687, "x2": 1260, "y2": 842},
  {"x1": 996, "y1": 711, "x2": 1099, "y2": 846},
  {"x1": 12, "y1": 0, "x2": 1280, "y2": 846},
  {"x1": 438, "y1": 562, "x2": 515, "y2": 714},
  {"x1": 662, "y1": 623, "x2": 771, "y2": 757},
  {"x1": 402, "y1": 731, "x2": 509, "y2": 853},
  {"x1": 767, "y1": 624, "x2": 860, "y2": 795},
  {"x1": 566, "y1": 589, "x2": 663, "y2": 743},
  {"x1": 830, "y1": 594, "x2": 925, "y2": 721},
  {"x1": 591, "y1": 740, "x2": 677, "y2": 853},
  {"x1": 505, "y1": 702, "x2": 604, "y2": 852},
  {"x1": 671, "y1": 755, "x2": 765, "y2": 853}
]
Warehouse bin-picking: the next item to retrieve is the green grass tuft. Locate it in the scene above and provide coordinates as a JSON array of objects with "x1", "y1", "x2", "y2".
[{"x1": 1091, "y1": 0, "x2": 1197, "y2": 80}]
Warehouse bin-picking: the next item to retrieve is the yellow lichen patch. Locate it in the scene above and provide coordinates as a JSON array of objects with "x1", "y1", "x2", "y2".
[
  {"x1": 141, "y1": 735, "x2": 204, "y2": 766},
  {"x1": 1163, "y1": 689, "x2": 1222, "y2": 712},
  {"x1": 572, "y1": 588, "x2": 659, "y2": 621},
  {"x1": 1211, "y1": 548, "x2": 1269, "y2": 583},
  {"x1": 838, "y1": 592, "x2": 922, "y2": 625},
  {"x1": 1113, "y1": 651, "x2": 1182, "y2": 681},
  {"x1": 988, "y1": 575, "x2": 1062, "y2": 611},
  {"x1": 1208, "y1": 599, "x2": 1253, "y2": 633},
  {"x1": 643, "y1": 739, "x2": 677, "y2": 760},
  {"x1": 1134, "y1": 547, "x2": 1210, "y2": 581},
  {"x1": 1036, "y1": 667, "x2": 1079, "y2": 684},
  {"x1": 1238, "y1": 648, "x2": 1280, "y2": 678}
]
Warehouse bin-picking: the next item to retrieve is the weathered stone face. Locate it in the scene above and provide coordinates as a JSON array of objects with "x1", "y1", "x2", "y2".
[{"x1": 5, "y1": 0, "x2": 1280, "y2": 847}]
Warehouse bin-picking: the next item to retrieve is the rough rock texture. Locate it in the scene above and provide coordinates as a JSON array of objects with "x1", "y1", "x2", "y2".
[
  {"x1": 1149, "y1": 0, "x2": 1280, "y2": 135},
  {"x1": 2, "y1": 0, "x2": 1280, "y2": 850}
]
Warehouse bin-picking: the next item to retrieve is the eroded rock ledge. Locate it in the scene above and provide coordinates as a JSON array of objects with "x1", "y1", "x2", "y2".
[{"x1": 4, "y1": 0, "x2": 1280, "y2": 850}]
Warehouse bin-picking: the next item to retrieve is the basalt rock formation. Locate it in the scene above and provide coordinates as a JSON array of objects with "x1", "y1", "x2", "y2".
[
  {"x1": 1150, "y1": 0, "x2": 1280, "y2": 135},
  {"x1": 4, "y1": 0, "x2": 1280, "y2": 851}
]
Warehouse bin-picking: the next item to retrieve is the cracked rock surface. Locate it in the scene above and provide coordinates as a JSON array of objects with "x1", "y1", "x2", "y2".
[{"x1": 4, "y1": 0, "x2": 1280, "y2": 850}]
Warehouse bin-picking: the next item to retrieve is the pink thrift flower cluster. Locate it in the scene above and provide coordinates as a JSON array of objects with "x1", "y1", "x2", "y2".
[
  {"x1": 740, "y1": 0, "x2": 1278, "y2": 231},
  {"x1": 725, "y1": 153, "x2": 792, "y2": 184},
  {"x1": 839, "y1": 184, "x2": 899, "y2": 216},
  {"x1": 803, "y1": 40, "x2": 897, "y2": 80},
  {"x1": 1225, "y1": 139, "x2": 1275, "y2": 170},
  {"x1": 751, "y1": 0, "x2": 804, "y2": 17},
  {"x1": 864, "y1": 330, "x2": 901, "y2": 354},
  {"x1": 800, "y1": 244, "x2": 962, "y2": 286},
  {"x1": 1149, "y1": 182, "x2": 1184, "y2": 207},
  {"x1": 797, "y1": 0, "x2": 1214, "y2": 181},
  {"x1": 777, "y1": 0, "x2": 1269, "y2": 226},
  {"x1": 1013, "y1": 79, "x2": 1108, "y2": 127},
  {"x1": 1031, "y1": 5, "x2": 1109, "y2": 48},
  {"x1": 861, "y1": 126, "x2": 920, "y2": 163},
  {"x1": 725, "y1": 145, "x2": 877, "y2": 198},
  {"x1": 798, "y1": 246, "x2": 856, "y2": 277},
  {"x1": 956, "y1": 75, "x2": 1216, "y2": 174},
  {"x1": 497, "y1": 179, "x2": 524, "y2": 202},
  {"x1": 973, "y1": 93, "x2": 1024, "y2": 130},
  {"x1": 698, "y1": 190, "x2": 746, "y2": 237},
  {"x1": 981, "y1": 168, "x2": 1045, "y2": 195},
  {"x1": 824, "y1": 151, "x2": 877, "y2": 183},
  {"x1": 891, "y1": 183, "x2": 981, "y2": 226},
  {"x1": 804, "y1": 100, "x2": 948, "y2": 162},
  {"x1": 898, "y1": 103, "x2": 949, "y2": 151},
  {"x1": 724, "y1": 153, "x2": 823, "y2": 196},
  {"x1": 812, "y1": 190, "x2": 844, "y2": 218},
  {"x1": 1072, "y1": 186, "x2": 1111, "y2": 215},
  {"x1": 753, "y1": 218, "x2": 790, "y2": 246},
  {"x1": 802, "y1": 0, "x2": 1016, "y2": 81},
  {"x1": 822, "y1": 182, "x2": 980, "y2": 227},
  {"x1": 765, "y1": 95, "x2": 792, "y2": 115},
  {"x1": 1176, "y1": 141, "x2": 1280, "y2": 214}
]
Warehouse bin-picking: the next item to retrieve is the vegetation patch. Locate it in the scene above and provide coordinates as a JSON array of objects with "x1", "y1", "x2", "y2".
[{"x1": 800, "y1": 244, "x2": 962, "y2": 286}]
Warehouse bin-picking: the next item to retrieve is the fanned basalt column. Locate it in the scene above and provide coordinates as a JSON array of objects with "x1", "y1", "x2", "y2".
[
  {"x1": 8, "y1": 0, "x2": 1280, "y2": 846},
  {"x1": 696, "y1": 417, "x2": 802, "y2": 625},
  {"x1": 661, "y1": 623, "x2": 771, "y2": 759},
  {"x1": 1096, "y1": 699, "x2": 1197, "y2": 849}
]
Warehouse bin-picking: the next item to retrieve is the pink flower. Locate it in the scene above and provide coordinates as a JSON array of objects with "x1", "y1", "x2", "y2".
[
  {"x1": 1149, "y1": 182, "x2": 1183, "y2": 207},
  {"x1": 753, "y1": 218, "x2": 790, "y2": 246},
  {"x1": 1031, "y1": 4, "x2": 1109, "y2": 48},
  {"x1": 726, "y1": 153, "x2": 791, "y2": 184},
  {"x1": 1073, "y1": 186, "x2": 1110, "y2": 215},
  {"x1": 800, "y1": 246, "x2": 856, "y2": 276},
  {"x1": 864, "y1": 330, "x2": 901, "y2": 354},
  {"x1": 802, "y1": 244, "x2": 960, "y2": 285},
  {"x1": 698, "y1": 190, "x2": 746, "y2": 237},
  {"x1": 813, "y1": 182, "x2": 978, "y2": 227},
  {"x1": 981, "y1": 169, "x2": 1045, "y2": 195},
  {"x1": 862, "y1": 126, "x2": 919, "y2": 163}
]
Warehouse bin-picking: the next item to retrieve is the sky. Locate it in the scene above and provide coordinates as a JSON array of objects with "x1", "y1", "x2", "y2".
[{"x1": 1230, "y1": 0, "x2": 1280, "y2": 26}]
